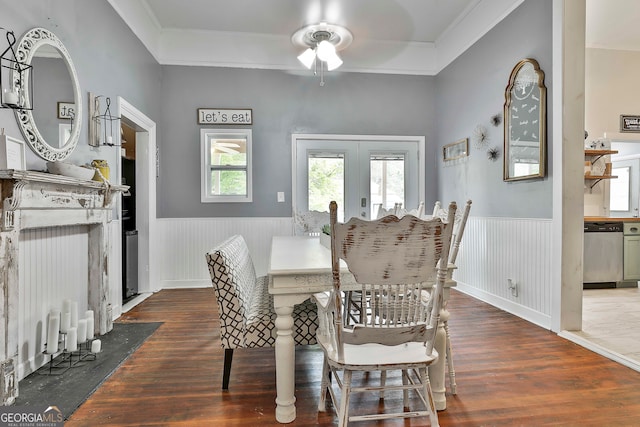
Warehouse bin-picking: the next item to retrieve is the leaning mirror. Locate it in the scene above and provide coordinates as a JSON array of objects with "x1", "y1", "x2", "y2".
[
  {"x1": 13, "y1": 28, "x2": 82, "y2": 161},
  {"x1": 503, "y1": 58, "x2": 546, "y2": 181}
]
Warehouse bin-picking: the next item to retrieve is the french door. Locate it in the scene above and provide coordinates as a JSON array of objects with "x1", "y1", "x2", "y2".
[{"x1": 293, "y1": 134, "x2": 425, "y2": 221}]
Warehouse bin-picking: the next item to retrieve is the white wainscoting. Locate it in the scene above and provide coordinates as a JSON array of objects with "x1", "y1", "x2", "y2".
[
  {"x1": 157, "y1": 217, "x2": 293, "y2": 288},
  {"x1": 156, "y1": 216, "x2": 553, "y2": 329},
  {"x1": 453, "y1": 216, "x2": 553, "y2": 329}
]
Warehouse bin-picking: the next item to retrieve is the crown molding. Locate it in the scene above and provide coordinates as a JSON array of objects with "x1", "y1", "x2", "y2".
[{"x1": 109, "y1": 0, "x2": 524, "y2": 76}]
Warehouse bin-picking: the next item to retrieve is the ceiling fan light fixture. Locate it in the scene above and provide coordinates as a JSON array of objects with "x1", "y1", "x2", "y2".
[
  {"x1": 316, "y1": 40, "x2": 335, "y2": 62},
  {"x1": 291, "y1": 22, "x2": 353, "y2": 86},
  {"x1": 325, "y1": 54, "x2": 343, "y2": 71},
  {"x1": 297, "y1": 47, "x2": 316, "y2": 69}
]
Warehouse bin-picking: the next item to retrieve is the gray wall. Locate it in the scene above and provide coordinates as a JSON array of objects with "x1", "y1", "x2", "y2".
[
  {"x1": 158, "y1": 67, "x2": 436, "y2": 218},
  {"x1": 435, "y1": 0, "x2": 553, "y2": 218},
  {"x1": 0, "y1": 0, "x2": 162, "y2": 171}
]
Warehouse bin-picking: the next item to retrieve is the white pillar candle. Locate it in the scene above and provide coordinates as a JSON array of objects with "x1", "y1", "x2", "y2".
[
  {"x1": 91, "y1": 339, "x2": 101, "y2": 353},
  {"x1": 67, "y1": 327, "x2": 77, "y2": 352},
  {"x1": 70, "y1": 300, "x2": 79, "y2": 328},
  {"x1": 85, "y1": 310, "x2": 94, "y2": 340},
  {"x1": 77, "y1": 319, "x2": 87, "y2": 344},
  {"x1": 46, "y1": 314, "x2": 60, "y2": 354},
  {"x1": 62, "y1": 299, "x2": 72, "y2": 315},
  {"x1": 60, "y1": 312, "x2": 71, "y2": 334}
]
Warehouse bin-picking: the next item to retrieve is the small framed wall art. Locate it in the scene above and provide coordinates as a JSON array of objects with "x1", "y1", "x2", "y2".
[
  {"x1": 0, "y1": 133, "x2": 26, "y2": 170},
  {"x1": 620, "y1": 115, "x2": 640, "y2": 133},
  {"x1": 443, "y1": 138, "x2": 468, "y2": 162}
]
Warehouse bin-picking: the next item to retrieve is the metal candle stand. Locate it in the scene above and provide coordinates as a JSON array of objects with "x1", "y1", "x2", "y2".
[{"x1": 40, "y1": 333, "x2": 99, "y2": 376}]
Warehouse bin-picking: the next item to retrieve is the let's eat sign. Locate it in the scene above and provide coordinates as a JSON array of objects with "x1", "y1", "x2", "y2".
[{"x1": 198, "y1": 108, "x2": 252, "y2": 125}]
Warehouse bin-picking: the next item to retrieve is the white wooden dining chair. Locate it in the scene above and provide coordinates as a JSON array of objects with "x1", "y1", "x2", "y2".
[
  {"x1": 424, "y1": 199, "x2": 472, "y2": 394},
  {"x1": 293, "y1": 209, "x2": 330, "y2": 236},
  {"x1": 313, "y1": 200, "x2": 456, "y2": 426}
]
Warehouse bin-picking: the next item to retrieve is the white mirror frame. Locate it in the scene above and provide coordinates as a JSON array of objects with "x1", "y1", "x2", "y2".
[{"x1": 13, "y1": 28, "x2": 82, "y2": 161}]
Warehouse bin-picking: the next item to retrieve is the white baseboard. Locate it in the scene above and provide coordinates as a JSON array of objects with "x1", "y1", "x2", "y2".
[
  {"x1": 160, "y1": 279, "x2": 212, "y2": 289},
  {"x1": 455, "y1": 281, "x2": 552, "y2": 330}
]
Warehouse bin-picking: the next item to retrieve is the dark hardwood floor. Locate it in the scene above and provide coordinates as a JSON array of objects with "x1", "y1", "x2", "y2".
[{"x1": 66, "y1": 288, "x2": 640, "y2": 426}]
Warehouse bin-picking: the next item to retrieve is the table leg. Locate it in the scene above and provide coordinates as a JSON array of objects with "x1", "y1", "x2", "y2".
[
  {"x1": 273, "y1": 293, "x2": 310, "y2": 423},
  {"x1": 429, "y1": 307, "x2": 448, "y2": 411}
]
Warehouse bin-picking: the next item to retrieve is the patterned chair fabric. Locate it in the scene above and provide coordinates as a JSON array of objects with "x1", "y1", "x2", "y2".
[{"x1": 206, "y1": 235, "x2": 318, "y2": 350}]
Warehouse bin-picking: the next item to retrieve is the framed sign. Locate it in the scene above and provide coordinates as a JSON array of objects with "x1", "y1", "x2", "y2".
[
  {"x1": 0, "y1": 134, "x2": 26, "y2": 170},
  {"x1": 620, "y1": 115, "x2": 640, "y2": 133},
  {"x1": 443, "y1": 138, "x2": 468, "y2": 162},
  {"x1": 198, "y1": 108, "x2": 252, "y2": 125},
  {"x1": 57, "y1": 102, "x2": 76, "y2": 119}
]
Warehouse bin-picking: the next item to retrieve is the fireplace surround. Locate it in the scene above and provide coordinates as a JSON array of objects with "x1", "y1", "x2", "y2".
[{"x1": 0, "y1": 170, "x2": 126, "y2": 404}]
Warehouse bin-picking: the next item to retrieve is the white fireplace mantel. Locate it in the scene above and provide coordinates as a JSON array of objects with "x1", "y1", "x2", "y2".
[{"x1": 0, "y1": 170, "x2": 127, "y2": 405}]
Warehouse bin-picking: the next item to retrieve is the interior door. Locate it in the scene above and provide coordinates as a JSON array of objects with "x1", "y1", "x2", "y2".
[{"x1": 294, "y1": 136, "x2": 422, "y2": 221}]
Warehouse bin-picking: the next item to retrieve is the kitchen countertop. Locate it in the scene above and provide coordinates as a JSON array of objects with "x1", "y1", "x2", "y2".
[{"x1": 584, "y1": 217, "x2": 640, "y2": 222}]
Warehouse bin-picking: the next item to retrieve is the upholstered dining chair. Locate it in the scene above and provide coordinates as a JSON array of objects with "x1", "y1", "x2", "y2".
[
  {"x1": 205, "y1": 235, "x2": 318, "y2": 390},
  {"x1": 313, "y1": 201, "x2": 456, "y2": 426}
]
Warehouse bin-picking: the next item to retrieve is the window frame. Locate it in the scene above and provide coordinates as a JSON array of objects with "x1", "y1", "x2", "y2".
[{"x1": 200, "y1": 128, "x2": 253, "y2": 203}]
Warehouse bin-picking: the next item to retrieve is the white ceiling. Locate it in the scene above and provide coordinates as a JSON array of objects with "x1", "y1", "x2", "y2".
[
  {"x1": 108, "y1": 0, "x2": 640, "y2": 76},
  {"x1": 586, "y1": 0, "x2": 640, "y2": 52},
  {"x1": 107, "y1": 0, "x2": 525, "y2": 75}
]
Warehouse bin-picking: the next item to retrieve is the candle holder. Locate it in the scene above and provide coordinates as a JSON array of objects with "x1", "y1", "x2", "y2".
[
  {"x1": 0, "y1": 28, "x2": 33, "y2": 110},
  {"x1": 77, "y1": 339, "x2": 97, "y2": 362},
  {"x1": 89, "y1": 93, "x2": 120, "y2": 147},
  {"x1": 39, "y1": 333, "x2": 71, "y2": 376}
]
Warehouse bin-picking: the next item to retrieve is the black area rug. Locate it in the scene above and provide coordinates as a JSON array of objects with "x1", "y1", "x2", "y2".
[{"x1": 16, "y1": 322, "x2": 162, "y2": 419}]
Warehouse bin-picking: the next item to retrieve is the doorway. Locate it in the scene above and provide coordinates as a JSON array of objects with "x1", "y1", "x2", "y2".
[
  {"x1": 121, "y1": 123, "x2": 138, "y2": 303},
  {"x1": 292, "y1": 134, "x2": 425, "y2": 220},
  {"x1": 117, "y1": 97, "x2": 158, "y2": 315}
]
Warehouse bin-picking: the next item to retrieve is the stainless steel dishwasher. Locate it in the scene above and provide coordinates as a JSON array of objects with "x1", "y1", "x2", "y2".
[{"x1": 583, "y1": 221, "x2": 624, "y2": 288}]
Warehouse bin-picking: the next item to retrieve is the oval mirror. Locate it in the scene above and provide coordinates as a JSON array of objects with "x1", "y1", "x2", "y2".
[
  {"x1": 13, "y1": 28, "x2": 82, "y2": 161},
  {"x1": 503, "y1": 58, "x2": 546, "y2": 181}
]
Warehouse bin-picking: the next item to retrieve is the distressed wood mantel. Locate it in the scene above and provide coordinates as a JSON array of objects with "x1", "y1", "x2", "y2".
[{"x1": 0, "y1": 170, "x2": 127, "y2": 405}]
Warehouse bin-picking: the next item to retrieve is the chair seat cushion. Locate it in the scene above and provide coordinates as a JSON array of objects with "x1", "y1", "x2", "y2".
[
  {"x1": 244, "y1": 275, "x2": 318, "y2": 348},
  {"x1": 320, "y1": 339, "x2": 438, "y2": 370}
]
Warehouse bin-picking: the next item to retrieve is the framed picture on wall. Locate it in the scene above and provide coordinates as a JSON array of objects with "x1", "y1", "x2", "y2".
[
  {"x1": 620, "y1": 115, "x2": 640, "y2": 133},
  {"x1": 0, "y1": 134, "x2": 26, "y2": 170},
  {"x1": 443, "y1": 138, "x2": 468, "y2": 162}
]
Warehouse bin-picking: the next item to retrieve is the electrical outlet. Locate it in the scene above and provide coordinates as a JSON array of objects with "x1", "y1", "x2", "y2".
[
  {"x1": 277, "y1": 192, "x2": 285, "y2": 203},
  {"x1": 507, "y1": 278, "x2": 518, "y2": 297}
]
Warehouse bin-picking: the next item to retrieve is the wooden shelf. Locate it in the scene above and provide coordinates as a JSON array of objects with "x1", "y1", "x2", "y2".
[{"x1": 584, "y1": 149, "x2": 618, "y2": 156}]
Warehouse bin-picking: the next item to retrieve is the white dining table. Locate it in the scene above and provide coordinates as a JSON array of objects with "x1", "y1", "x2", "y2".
[{"x1": 267, "y1": 235, "x2": 454, "y2": 423}]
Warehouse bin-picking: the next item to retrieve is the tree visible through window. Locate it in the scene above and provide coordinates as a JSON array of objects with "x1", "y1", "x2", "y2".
[{"x1": 308, "y1": 154, "x2": 344, "y2": 212}]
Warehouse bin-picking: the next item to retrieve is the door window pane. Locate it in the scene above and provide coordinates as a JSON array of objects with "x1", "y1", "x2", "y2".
[
  {"x1": 370, "y1": 154, "x2": 405, "y2": 218},
  {"x1": 308, "y1": 153, "x2": 344, "y2": 219}
]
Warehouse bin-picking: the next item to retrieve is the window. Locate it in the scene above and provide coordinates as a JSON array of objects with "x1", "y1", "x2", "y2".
[
  {"x1": 610, "y1": 166, "x2": 630, "y2": 212},
  {"x1": 201, "y1": 129, "x2": 252, "y2": 203}
]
